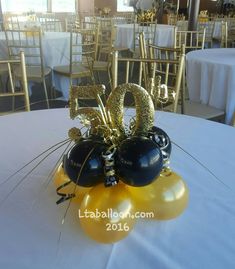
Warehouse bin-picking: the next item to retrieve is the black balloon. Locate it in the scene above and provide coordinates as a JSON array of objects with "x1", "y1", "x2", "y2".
[
  {"x1": 116, "y1": 136, "x2": 163, "y2": 187},
  {"x1": 148, "y1": 126, "x2": 171, "y2": 161},
  {"x1": 63, "y1": 139, "x2": 106, "y2": 187}
]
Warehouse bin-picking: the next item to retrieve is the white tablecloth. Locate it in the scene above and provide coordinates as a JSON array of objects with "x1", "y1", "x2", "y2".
[
  {"x1": 115, "y1": 24, "x2": 175, "y2": 49},
  {"x1": 0, "y1": 31, "x2": 71, "y2": 98},
  {"x1": 186, "y1": 48, "x2": 235, "y2": 124},
  {"x1": 176, "y1": 21, "x2": 222, "y2": 39},
  {"x1": 0, "y1": 108, "x2": 235, "y2": 269}
]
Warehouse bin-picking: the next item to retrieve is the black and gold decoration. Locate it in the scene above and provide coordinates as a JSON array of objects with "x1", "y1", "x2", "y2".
[
  {"x1": 53, "y1": 83, "x2": 189, "y2": 243},
  {"x1": 136, "y1": 8, "x2": 157, "y2": 24}
]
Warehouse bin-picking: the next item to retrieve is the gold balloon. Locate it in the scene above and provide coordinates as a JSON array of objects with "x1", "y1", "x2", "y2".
[
  {"x1": 53, "y1": 163, "x2": 92, "y2": 204},
  {"x1": 126, "y1": 169, "x2": 189, "y2": 220},
  {"x1": 79, "y1": 183, "x2": 136, "y2": 243}
]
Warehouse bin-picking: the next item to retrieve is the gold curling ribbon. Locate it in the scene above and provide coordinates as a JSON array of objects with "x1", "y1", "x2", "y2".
[
  {"x1": 105, "y1": 83, "x2": 155, "y2": 137},
  {"x1": 75, "y1": 107, "x2": 105, "y2": 135}
]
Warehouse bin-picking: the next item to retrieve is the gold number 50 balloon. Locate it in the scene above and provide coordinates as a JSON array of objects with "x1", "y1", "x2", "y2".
[{"x1": 106, "y1": 83, "x2": 155, "y2": 137}]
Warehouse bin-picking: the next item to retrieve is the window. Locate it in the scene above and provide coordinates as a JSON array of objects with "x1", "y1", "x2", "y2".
[
  {"x1": 117, "y1": 0, "x2": 134, "y2": 12},
  {"x1": 1, "y1": 0, "x2": 47, "y2": 12},
  {"x1": 52, "y1": 0, "x2": 76, "y2": 12}
]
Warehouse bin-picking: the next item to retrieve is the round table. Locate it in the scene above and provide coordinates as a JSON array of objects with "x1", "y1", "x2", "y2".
[
  {"x1": 0, "y1": 108, "x2": 235, "y2": 269},
  {"x1": 186, "y1": 48, "x2": 235, "y2": 125}
]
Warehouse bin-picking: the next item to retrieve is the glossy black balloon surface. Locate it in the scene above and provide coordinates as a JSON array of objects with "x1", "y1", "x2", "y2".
[
  {"x1": 116, "y1": 136, "x2": 163, "y2": 187},
  {"x1": 149, "y1": 126, "x2": 172, "y2": 160},
  {"x1": 64, "y1": 139, "x2": 106, "y2": 187}
]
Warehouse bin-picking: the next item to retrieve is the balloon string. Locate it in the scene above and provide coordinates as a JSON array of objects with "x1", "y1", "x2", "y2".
[
  {"x1": 65, "y1": 146, "x2": 95, "y2": 196},
  {"x1": 60, "y1": 147, "x2": 96, "y2": 225},
  {"x1": 0, "y1": 138, "x2": 71, "y2": 187},
  {"x1": 171, "y1": 141, "x2": 234, "y2": 192},
  {"x1": 30, "y1": 140, "x2": 73, "y2": 211},
  {"x1": 43, "y1": 141, "x2": 73, "y2": 189},
  {"x1": 0, "y1": 140, "x2": 71, "y2": 208}
]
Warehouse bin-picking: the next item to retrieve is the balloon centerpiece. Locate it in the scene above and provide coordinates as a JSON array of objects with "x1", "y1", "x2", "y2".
[{"x1": 53, "y1": 83, "x2": 189, "y2": 243}]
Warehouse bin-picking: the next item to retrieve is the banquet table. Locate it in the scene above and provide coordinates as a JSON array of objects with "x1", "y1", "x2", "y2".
[
  {"x1": 0, "y1": 108, "x2": 235, "y2": 269},
  {"x1": 0, "y1": 31, "x2": 71, "y2": 98},
  {"x1": 186, "y1": 48, "x2": 235, "y2": 124},
  {"x1": 115, "y1": 24, "x2": 175, "y2": 49}
]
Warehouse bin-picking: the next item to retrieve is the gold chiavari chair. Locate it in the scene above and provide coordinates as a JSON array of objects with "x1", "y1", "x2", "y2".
[
  {"x1": 139, "y1": 31, "x2": 185, "y2": 110},
  {"x1": 139, "y1": 32, "x2": 186, "y2": 112},
  {"x1": 221, "y1": 21, "x2": 228, "y2": 48},
  {"x1": 72, "y1": 20, "x2": 111, "y2": 84},
  {"x1": 38, "y1": 13, "x2": 63, "y2": 32},
  {"x1": 113, "y1": 12, "x2": 135, "y2": 24},
  {"x1": 173, "y1": 28, "x2": 205, "y2": 106},
  {"x1": 65, "y1": 14, "x2": 80, "y2": 32},
  {"x1": 53, "y1": 28, "x2": 97, "y2": 87},
  {"x1": 138, "y1": 33, "x2": 225, "y2": 121},
  {"x1": 83, "y1": 19, "x2": 112, "y2": 85},
  {"x1": 167, "y1": 14, "x2": 177, "y2": 26},
  {"x1": 5, "y1": 28, "x2": 51, "y2": 108},
  {"x1": 80, "y1": 20, "x2": 98, "y2": 30},
  {"x1": 197, "y1": 21, "x2": 215, "y2": 48},
  {"x1": 96, "y1": 17, "x2": 113, "y2": 60},
  {"x1": 133, "y1": 16, "x2": 157, "y2": 55},
  {"x1": 174, "y1": 28, "x2": 206, "y2": 51},
  {"x1": 111, "y1": 49, "x2": 185, "y2": 114},
  {"x1": 3, "y1": 15, "x2": 20, "y2": 30},
  {"x1": 129, "y1": 18, "x2": 157, "y2": 78},
  {"x1": 227, "y1": 18, "x2": 235, "y2": 47},
  {"x1": 111, "y1": 25, "x2": 126, "y2": 52},
  {"x1": 176, "y1": 20, "x2": 188, "y2": 31},
  {"x1": 0, "y1": 51, "x2": 30, "y2": 115}
]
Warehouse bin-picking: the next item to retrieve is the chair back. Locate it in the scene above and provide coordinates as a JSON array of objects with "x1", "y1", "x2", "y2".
[
  {"x1": 4, "y1": 15, "x2": 20, "y2": 30},
  {"x1": 38, "y1": 13, "x2": 62, "y2": 32},
  {"x1": 80, "y1": 20, "x2": 98, "y2": 30},
  {"x1": 167, "y1": 14, "x2": 178, "y2": 25},
  {"x1": 0, "y1": 51, "x2": 30, "y2": 114},
  {"x1": 5, "y1": 28, "x2": 46, "y2": 78},
  {"x1": 174, "y1": 28, "x2": 206, "y2": 50},
  {"x1": 197, "y1": 21, "x2": 215, "y2": 45},
  {"x1": 65, "y1": 14, "x2": 80, "y2": 32},
  {"x1": 146, "y1": 42, "x2": 186, "y2": 113},
  {"x1": 133, "y1": 18, "x2": 157, "y2": 53},
  {"x1": 70, "y1": 28, "x2": 98, "y2": 76},
  {"x1": 111, "y1": 46, "x2": 185, "y2": 112},
  {"x1": 97, "y1": 18, "x2": 113, "y2": 60},
  {"x1": 221, "y1": 21, "x2": 228, "y2": 48},
  {"x1": 113, "y1": 12, "x2": 135, "y2": 24}
]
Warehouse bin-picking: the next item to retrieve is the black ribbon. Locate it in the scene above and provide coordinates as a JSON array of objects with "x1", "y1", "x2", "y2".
[{"x1": 56, "y1": 181, "x2": 76, "y2": 205}]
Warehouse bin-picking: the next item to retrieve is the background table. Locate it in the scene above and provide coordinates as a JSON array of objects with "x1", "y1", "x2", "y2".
[
  {"x1": 176, "y1": 20, "x2": 222, "y2": 39},
  {"x1": 0, "y1": 108, "x2": 235, "y2": 269},
  {"x1": 0, "y1": 31, "x2": 71, "y2": 98},
  {"x1": 186, "y1": 48, "x2": 235, "y2": 124},
  {"x1": 115, "y1": 24, "x2": 175, "y2": 49}
]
